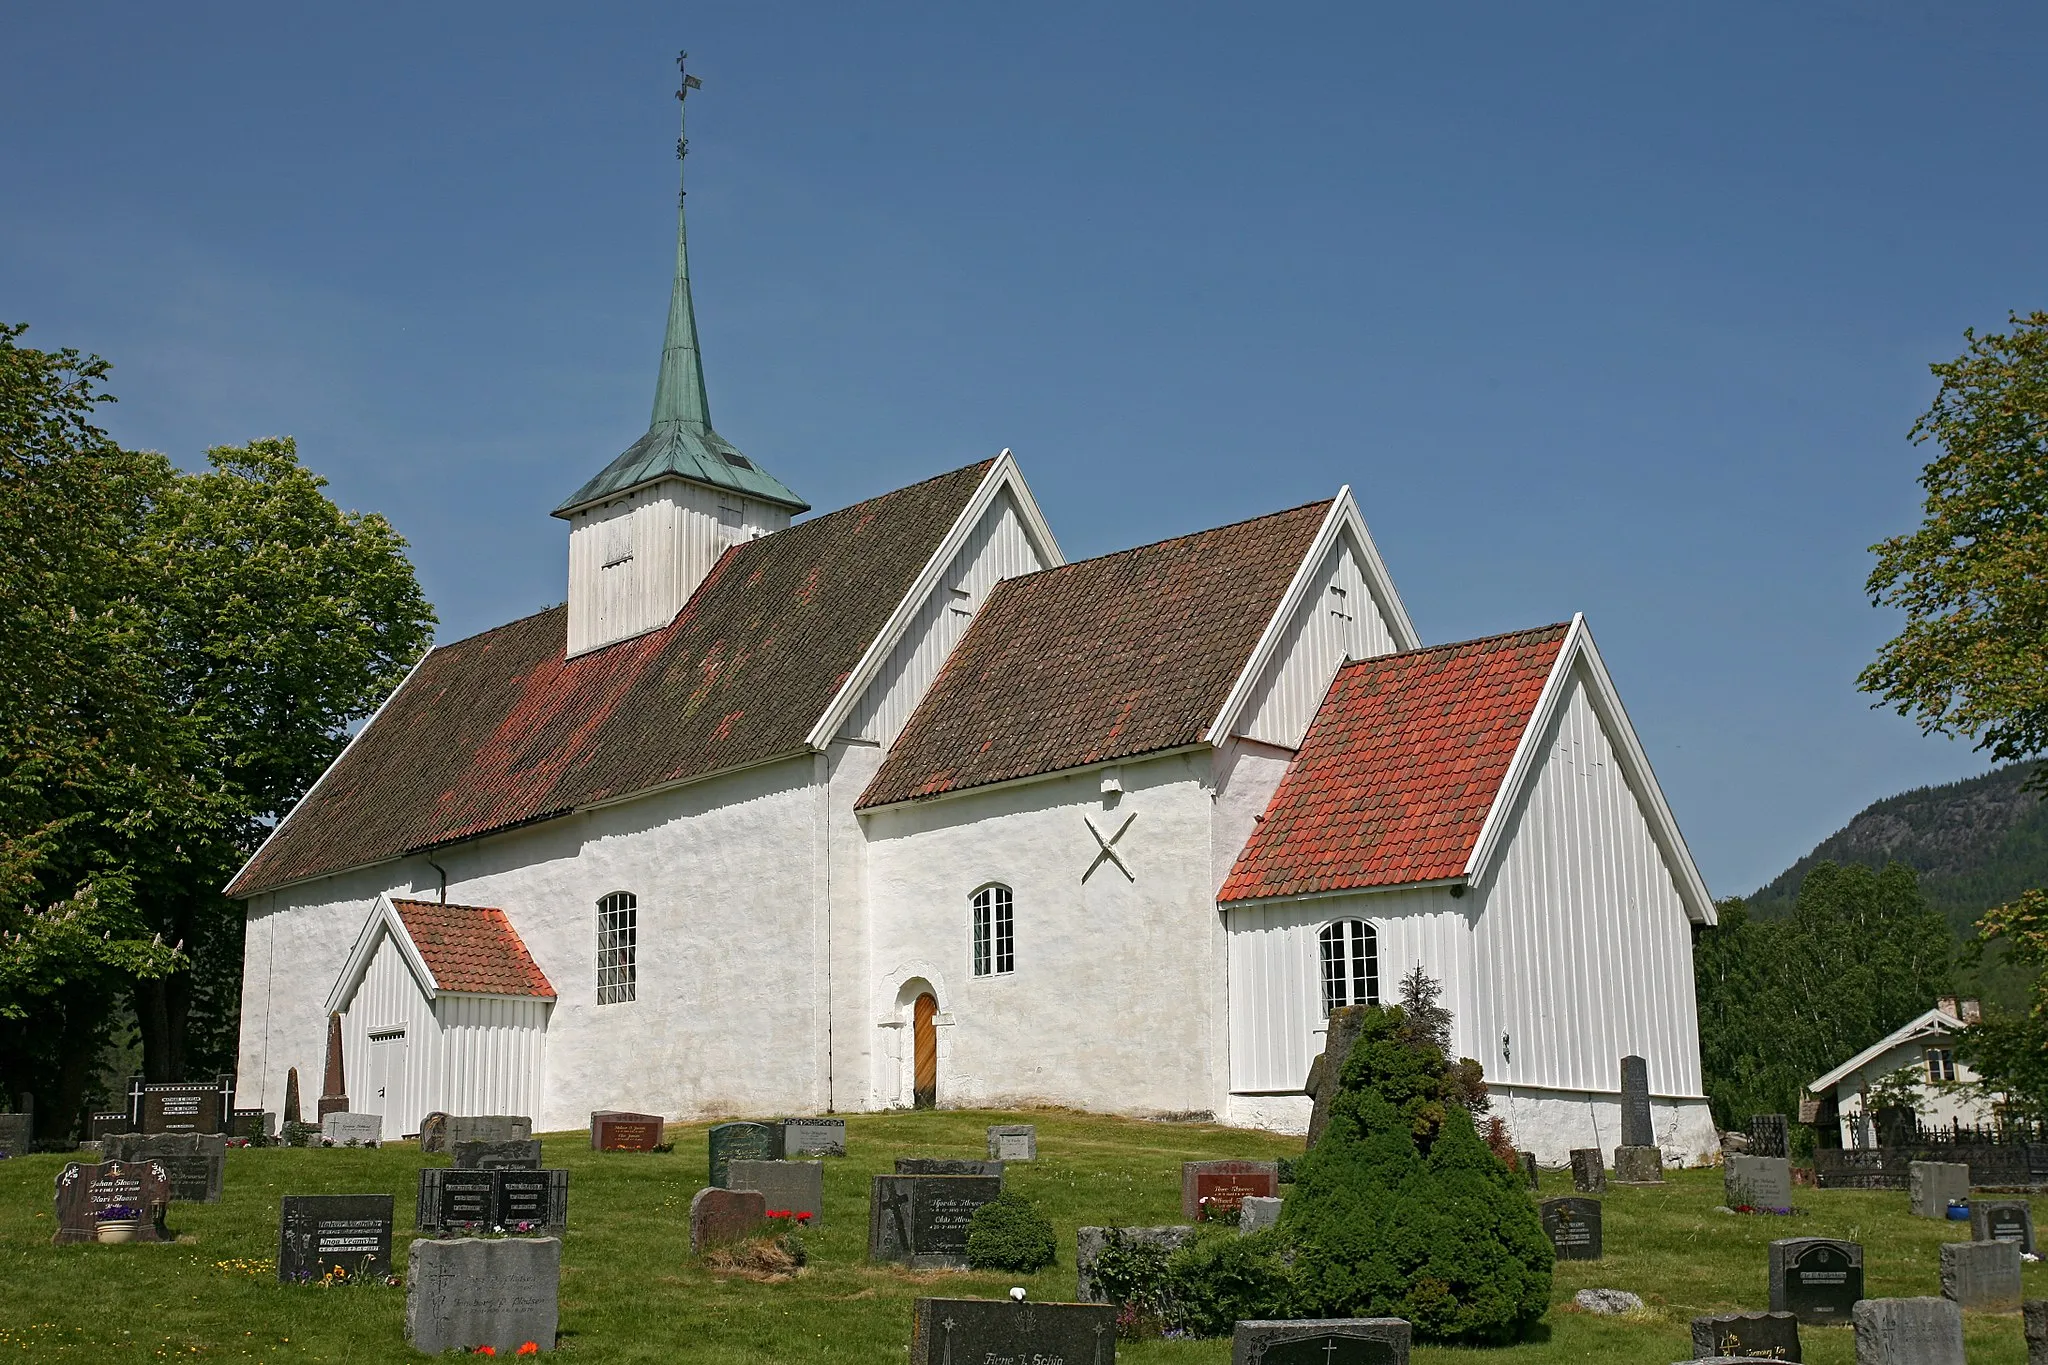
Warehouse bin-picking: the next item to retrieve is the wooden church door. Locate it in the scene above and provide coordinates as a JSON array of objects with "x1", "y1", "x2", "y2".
[{"x1": 912, "y1": 993, "x2": 938, "y2": 1109}]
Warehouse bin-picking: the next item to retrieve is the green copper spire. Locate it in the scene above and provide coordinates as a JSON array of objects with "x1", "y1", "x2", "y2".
[{"x1": 555, "y1": 54, "x2": 807, "y2": 519}]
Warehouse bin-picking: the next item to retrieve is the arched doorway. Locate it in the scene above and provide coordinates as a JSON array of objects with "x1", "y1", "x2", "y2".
[{"x1": 912, "y1": 992, "x2": 938, "y2": 1109}]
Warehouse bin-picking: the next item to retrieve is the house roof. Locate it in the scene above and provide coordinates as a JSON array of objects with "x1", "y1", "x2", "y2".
[
  {"x1": 1810, "y1": 1008, "x2": 1965, "y2": 1093},
  {"x1": 858, "y1": 500, "x2": 1331, "y2": 809},
  {"x1": 391, "y1": 899, "x2": 555, "y2": 998},
  {"x1": 231, "y1": 461, "x2": 992, "y2": 897},
  {"x1": 1218, "y1": 624, "x2": 1571, "y2": 903}
]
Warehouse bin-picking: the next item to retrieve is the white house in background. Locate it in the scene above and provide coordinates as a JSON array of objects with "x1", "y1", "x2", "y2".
[
  {"x1": 1809, "y1": 999, "x2": 1998, "y2": 1148},
  {"x1": 225, "y1": 97, "x2": 1721, "y2": 1162}
]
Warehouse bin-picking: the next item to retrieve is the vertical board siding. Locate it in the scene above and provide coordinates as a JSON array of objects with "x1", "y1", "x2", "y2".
[
  {"x1": 338, "y1": 931, "x2": 433, "y2": 1139},
  {"x1": 1226, "y1": 887, "x2": 1474, "y2": 1092},
  {"x1": 1235, "y1": 540, "x2": 1399, "y2": 749},
  {"x1": 841, "y1": 491, "x2": 1046, "y2": 745},
  {"x1": 1470, "y1": 667, "x2": 1704, "y2": 1099}
]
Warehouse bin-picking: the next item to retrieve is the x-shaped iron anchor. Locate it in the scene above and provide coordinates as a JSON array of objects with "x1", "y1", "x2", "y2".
[{"x1": 1083, "y1": 812, "x2": 1137, "y2": 882}]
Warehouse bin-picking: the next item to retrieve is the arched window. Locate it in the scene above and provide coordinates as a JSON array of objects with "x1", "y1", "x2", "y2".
[
  {"x1": 596, "y1": 891, "x2": 637, "y2": 1004},
  {"x1": 1319, "y1": 919, "x2": 1378, "y2": 1014},
  {"x1": 972, "y1": 885, "x2": 1014, "y2": 977}
]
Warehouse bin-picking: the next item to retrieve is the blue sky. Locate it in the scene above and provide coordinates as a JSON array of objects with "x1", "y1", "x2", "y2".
[{"x1": 5, "y1": 4, "x2": 2043, "y2": 897}]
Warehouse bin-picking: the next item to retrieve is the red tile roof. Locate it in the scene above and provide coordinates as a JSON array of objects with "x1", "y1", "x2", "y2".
[
  {"x1": 859, "y1": 501, "x2": 1330, "y2": 809},
  {"x1": 229, "y1": 462, "x2": 992, "y2": 897},
  {"x1": 1218, "y1": 623, "x2": 1570, "y2": 903},
  {"x1": 391, "y1": 899, "x2": 555, "y2": 998}
]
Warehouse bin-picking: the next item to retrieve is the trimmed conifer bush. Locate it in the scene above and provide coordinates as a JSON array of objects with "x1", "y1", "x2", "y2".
[
  {"x1": 1159, "y1": 1226, "x2": 1293, "y2": 1338},
  {"x1": 965, "y1": 1192, "x2": 1057, "y2": 1272}
]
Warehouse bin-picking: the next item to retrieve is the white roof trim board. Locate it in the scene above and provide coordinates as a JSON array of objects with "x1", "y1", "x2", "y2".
[
  {"x1": 323, "y1": 893, "x2": 441, "y2": 1015},
  {"x1": 1810, "y1": 1008, "x2": 1965, "y2": 1093},
  {"x1": 1204, "y1": 486, "x2": 1421, "y2": 746},
  {"x1": 1461, "y1": 613, "x2": 1718, "y2": 926},
  {"x1": 805, "y1": 450, "x2": 1065, "y2": 751}
]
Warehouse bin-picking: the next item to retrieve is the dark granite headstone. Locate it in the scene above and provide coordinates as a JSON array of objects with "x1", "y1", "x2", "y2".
[
  {"x1": 590, "y1": 1111, "x2": 664, "y2": 1152},
  {"x1": 87, "y1": 1111, "x2": 130, "y2": 1141},
  {"x1": 1972, "y1": 1198, "x2": 2035, "y2": 1254},
  {"x1": 1181, "y1": 1160, "x2": 1280, "y2": 1221},
  {"x1": 1571, "y1": 1147, "x2": 1606, "y2": 1193},
  {"x1": 228, "y1": 1109, "x2": 270, "y2": 1141},
  {"x1": 869, "y1": 1174, "x2": 1004, "y2": 1269},
  {"x1": 895, "y1": 1157, "x2": 1004, "y2": 1178},
  {"x1": 1749, "y1": 1114, "x2": 1790, "y2": 1160},
  {"x1": 1691, "y1": 1310, "x2": 1801, "y2": 1360},
  {"x1": 708, "y1": 1121, "x2": 777, "y2": 1188},
  {"x1": 911, "y1": 1299, "x2": 1117, "y2": 1365},
  {"x1": 1620, "y1": 1055, "x2": 1654, "y2": 1148},
  {"x1": 405, "y1": 1235, "x2": 559, "y2": 1356},
  {"x1": 278, "y1": 1194, "x2": 394, "y2": 1281},
  {"x1": 52, "y1": 1159, "x2": 172, "y2": 1243},
  {"x1": 1769, "y1": 1238, "x2": 1864, "y2": 1326},
  {"x1": 453, "y1": 1139, "x2": 543, "y2": 1171},
  {"x1": 420, "y1": 1169, "x2": 497, "y2": 1233},
  {"x1": 101, "y1": 1133, "x2": 226, "y2": 1203},
  {"x1": 494, "y1": 1169, "x2": 568, "y2": 1235},
  {"x1": 1076, "y1": 1226, "x2": 1200, "y2": 1302},
  {"x1": 727, "y1": 1159, "x2": 823, "y2": 1224},
  {"x1": 690, "y1": 1186, "x2": 768, "y2": 1253},
  {"x1": 1231, "y1": 1318, "x2": 1411, "y2": 1364},
  {"x1": 1539, "y1": 1197, "x2": 1602, "y2": 1261},
  {"x1": 779, "y1": 1117, "x2": 846, "y2": 1157},
  {"x1": 141, "y1": 1082, "x2": 224, "y2": 1136},
  {"x1": 1940, "y1": 1239, "x2": 2022, "y2": 1312}
]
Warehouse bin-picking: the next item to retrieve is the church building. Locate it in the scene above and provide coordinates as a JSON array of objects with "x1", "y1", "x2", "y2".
[{"x1": 229, "y1": 83, "x2": 1721, "y2": 1164}]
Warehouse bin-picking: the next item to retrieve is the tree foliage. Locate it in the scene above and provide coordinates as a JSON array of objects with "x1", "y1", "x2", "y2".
[{"x1": 1956, "y1": 887, "x2": 2048, "y2": 1121}]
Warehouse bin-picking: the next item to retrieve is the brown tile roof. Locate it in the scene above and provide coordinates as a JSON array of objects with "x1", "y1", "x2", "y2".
[
  {"x1": 858, "y1": 500, "x2": 1331, "y2": 809},
  {"x1": 391, "y1": 899, "x2": 555, "y2": 998},
  {"x1": 1218, "y1": 623, "x2": 1570, "y2": 903},
  {"x1": 229, "y1": 461, "x2": 993, "y2": 897}
]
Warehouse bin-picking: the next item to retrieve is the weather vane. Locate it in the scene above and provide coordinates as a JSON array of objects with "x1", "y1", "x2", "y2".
[{"x1": 675, "y1": 50, "x2": 704, "y2": 198}]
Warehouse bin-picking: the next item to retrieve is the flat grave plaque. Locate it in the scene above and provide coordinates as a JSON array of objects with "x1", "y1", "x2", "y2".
[
  {"x1": 1769, "y1": 1238, "x2": 1864, "y2": 1326},
  {"x1": 778, "y1": 1117, "x2": 846, "y2": 1157},
  {"x1": 590, "y1": 1111, "x2": 664, "y2": 1152},
  {"x1": 101, "y1": 1133, "x2": 225, "y2": 1204},
  {"x1": 278, "y1": 1193, "x2": 394, "y2": 1282},
  {"x1": 1182, "y1": 1160, "x2": 1280, "y2": 1221},
  {"x1": 1538, "y1": 1197, "x2": 1601, "y2": 1261},
  {"x1": 869, "y1": 1174, "x2": 1003, "y2": 1270},
  {"x1": 911, "y1": 1298, "x2": 1116, "y2": 1365},
  {"x1": 708, "y1": 1121, "x2": 777, "y2": 1188},
  {"x1": 52, "y1": 1160, "x2": 172, "y2": 1244},
  {"x1": 1691, "y1": 1310, "x2": 1801, "y2": 1361},
  {"x1": 1231, "y1": 1318, "x2": 1411, "y2": 1364}
]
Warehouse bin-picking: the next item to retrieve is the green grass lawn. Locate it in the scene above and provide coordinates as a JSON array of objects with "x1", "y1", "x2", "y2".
[{"x1": 0, "y1": 1108, "x2": 2039, "y2": 1362}]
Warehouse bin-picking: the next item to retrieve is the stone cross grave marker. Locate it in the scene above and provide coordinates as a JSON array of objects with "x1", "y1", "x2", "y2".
[
  {"x1": 911, "y1": 1298, "x2": 1117, "y2": 1365},
  {"x1": 779, "y1": 1117, "x2": 846, "y2": 1157},
  {"x1": 1852, "y1": 1297, "x2": 1963, "y2": 1365},
  {"x1": 1768, "y1": 1237, "x2": 1863, "y2": 1326},
  {"x1": 1690, "y1": 1310, "x2": 1800, "y2": 1361},
  {"x1": 101, "y1": 1133, "x2": 225, "y2": 1204},
  {"x1": 321, "y1": 1112, "x2": 382, "y2": 1146},
  {"x1": 708, "y1": 1121, "x2": 776, "y2": 1189},
  {"x1": 690, "y1": 1187, "x2": 767, "y2": 1253},
  {"x1": 726, "y1": 1159, "x2": 824, "y2": 1225},
  {"x1": 590, "y1": 1111, "x2": 664, "y2": 1152},
  {"x1": 406, "y1": 1235, "x2": 559, "y2": 1356},
  {"x1": 278, "y1": 1194, "x2": 394, "y2": 1282},
  {"x1": 1748, "y1": 1114, "x2": 1790, "y2": 1160},
  {"x1": 1229, "y1": 1317, "x2": 1412, "y2": 1364},
  {"x1": 141, "y1": 1081, "x2": 225, "y2": 1136},
  {"x1": 1570, "y1": 1148, "x2": 1605, "y2": 1193},
  {"x1": 1724, "y1": 1155, "x2": 1794, "y2": 1210},
  {"x1": 895, "y1": 1157, "x2": 1004, "y2": 1179},
  {"x1": 1971, "y1": 1198, "x2": 2034, "y2": 1254},
  {"x1": 987, "y1": 1124, "x2": 1037, "y2": 1161},
  {"x1": 453, "y1": 1139, "x2": 543, "y2": 1171},
  {"x1": 1077, "y1": 1226, "x2": 1199, "y2": 1303},
  {"x1": 1910, "y1": 1160, "x2": 1971, "y2": 1218},
  {"x1": 1940, "y1": 1239, "x2": 2022, "y2": 1312},
  {"x1": 869, "y1": 1174, "x2": 1003, "y2": 1270},
  {"x1": 52, "y1": 1159, "x2": 172, "y2": 1244},
  {"x1": 1538, "y1": 1197, "x2": 1602, "y2": 1262},
  {"x1": 1182, "y1": 1160, "x2": 1280, "y2": 1222}
]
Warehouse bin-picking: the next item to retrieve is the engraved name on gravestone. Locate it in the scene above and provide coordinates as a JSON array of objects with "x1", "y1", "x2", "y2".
[
  {"x1": 778, "y1": 1117, "x2": 846, "y2": 1158},
  {"x1": 420, "y1": 1169, "x2": 497, "y2": 1232},
  {"x1": 1690, "y1": 1310, "x2": 1801, "y2": 1361},
  {"x1": 1725, "y1": 1155, "x2": 1794, "y2": 1210},
  {"x1": 1182, "y1": 1161, "x2": 1281, "y2": 1221},
  {"x1": 142, "y1": 1082, "x2": 224, "y2": 1136},
  {"x1": 405, "y1": 1236, "x2": 560, "y2": 1357},
  {"x1": 590, "y1": 1112, "x2": 664, "y2": 1152},
  {"x1": 52, "y1": 1160, "x2": 172, "y2": 1244},
  {"x1": 910, "y1": 1298, "x2": 1117, "y2": 1365},
  {"x1": 278, "y1": 1194, "x2": 394, "y2": 1281},
  {"x1": 1076, "y1": 1227, "x2": 1200, "y2": 1303},
  {"x1": 1749, "y1": 1115, "x2": 1790, "y2": 1160},
  {"x1": 1570, "y1": 1148, "x2": 1606, "y2": 1193},
  {"x1": 321, "y1": 1112, "x2": 382, "y2": 1146},
  {"x1": 869, "y1": 1174, "x2": 1004, "y2": 1269},
  {"x1": 1939, "y1": 1239, "x2": 2023, "y2": 1313},
  {"x1": 494, "y1": 1170, "x2": 568, "y2": 1234},
  {"x1": 1769, "y1": 1238, "x2": 1864, "y2": 1326},
  {"x1": 101, "y1": 1133, "x2": 225, "y2": 1204},
  {"x1": 1230, "y1": 1318, "x2": 1412, "y2": 1365},
  {"x1": 895, "y1": 1157, "x2": 1004, "y2": 1179},
  {"x1": 708, "y1": 1122, "x2": 777, "y2": 1189},
  {"x1": 987, "y1": 1124, "x2": 1036, "y2": 1162},
  {"x1": 689, "y1": 1187, "x2": 768, "y2": 1253},
  {"x1": 453, "y1": 1140, "x2": 543, "y2": 1171},
  {"x1": 1539, "y1": 1197, "x2": 1602, "y2": 1262},
  {"x1": 1971, "y1": 1199, "x2": 2035, "y2": 1255}
]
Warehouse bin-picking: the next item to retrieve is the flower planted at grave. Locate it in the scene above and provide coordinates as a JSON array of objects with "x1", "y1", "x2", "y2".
[{"x1": 94, "y1": 1204, "x2": 142, "y2": 1244}]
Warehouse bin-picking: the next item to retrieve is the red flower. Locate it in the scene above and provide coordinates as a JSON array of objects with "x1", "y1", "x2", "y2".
[
  {"x1": 517, "y1": 1345, "x2": 539, "y2": 1357},
  {"x1": 473, "y1": 1349, "x2": 496, "y2": 1357}
]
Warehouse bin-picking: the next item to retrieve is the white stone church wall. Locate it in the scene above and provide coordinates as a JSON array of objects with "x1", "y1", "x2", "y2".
[{"x1": 862, "y1": 750, "x2": 1229, "y2": 1118}]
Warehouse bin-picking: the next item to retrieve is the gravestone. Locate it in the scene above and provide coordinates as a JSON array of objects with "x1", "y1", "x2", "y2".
[
  {"x1": 1724, "y1": 1155, "x2": 1793, "y2": 1210},
  {"x1": 277, "y1": 1193, "x2": 394, "y2": 1281},
  {"x1": 228, "y1": 1109, "x2": 270, "y2": 1141},
  {"x1": 1910, "y1": 1160, "x2": 1971, "y2": 1218},
  {"x1": 1571, "y1": 1148, "x2": 1606, "y2": 1193},
  {"x1": 1690, "y1": 1310, "x2": 1800, "y2": 1361},
  {"x1": 590, "y1": 1111, "x2": 664, "y2": 1152},
  {"x1": 1538, "y1": 1197, "x2": 1602, "y2": 1261},
  {"x1": 1768, "y1": 1238, "x2": 1863, "y2": 1326},
  {"x1": 2025, "y1": 1300, "x2": 2047, "y2": 1365},
  {"x1": 869, "y1": 1174, "x2": 1003, "y2": 1269},
  {"x1": 419, "y1": 1112, "x2": 450, "y2": 1154},
  {"x1": 87, "y1": 1111, "x2": 130, "y2": 1141},
  {"x1": 708, "y1": 1121, "x2": 777, "y2": 1188},
  {"x1": 987, "y1": 1124, "x2": 1037, "y2": 1161},
  {"x1": 141, "y1": 1081, "x2": 224, "y2": 1136},
  {"x1": 445, "y1": 1115, "x2": 531, "y2": 1148},
  {"x1": 1076, "y1": 1226, "x2": 1199, "y2": 1302},
  {"x1": 1748, "y1": 1114, "x2": 1790, "y2": 1160},
  {"x1": 911, "y1": 1298, "x2": 1116, "y2": 1365},
  {"x1": 453, "y1": 1139, "x2": 543, "y2": 1171},
  {"x1": 0, "y1": 1109, "x2": 31, "y2": 1157},
  {"x1": 495, "y1": 1169, "x2": 569, "y2": 1235},
  {"x1": 1231, "y1": 1318, "x2": 1411, "y2": 1365},
  {"x1": 1620, "y1": 1055, "x2": 1654, "y2": 1147},
  {"x1": 418, "y1": 1169, "x2": 567, "y2": 1235},
  {"x1": 1972, "y1": 1198, "x2": 2035, "y2": 1254},
  {"x1": 320, "y1": 1112, "x2": 381, "y2": 1146},
  {"x1": 895, "y1": 1157, "x2": 1004, "y2": 1178},
  {"x1": 778, "y1": 1117, "x2": 846, "y2": 1157},
  {"x1": 690, "y1": 1186, "x2": 768, "y2": 1253},
  {"x1": 101, "y1": 1133, "x2": 225, "y2": 1203},
  {"x1": 725, "y1": 1159, "x2": 823, "y2": 1225},
  {"x1": 1614, "y1": 1144, "x2": 1664, "y2": 1184},
  {"x1": 1520, "y1": 1152, "x2": 1539, "y2": 1190},
  {"x1": 1304, "y1": 1005, "x2": 1370, "y2": 1150},
  {"x1": 406, "y1": 1235, "x2": 559, "y2": 1356},
  {"x1": 1852, "y1": 1297, "x2": 1963, "y2": 1365},
  {"x1": 1240, "y1": 1195, "x2": 1282, "y2": 1233},
  {"x1": 52, "y1": 1159, "x2": 172, "y2": 1243},
  {"x1": 1182, "y1": 1160, "x2": 1281, "y2": 1221},
  {"x1": 317, "y1": 1012, "x2": 348, "y2": 1119},
  {"x1": 1940, "y1": 1238, "x2": 2023, "y2": 1312}
]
